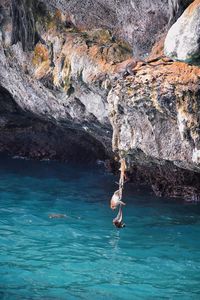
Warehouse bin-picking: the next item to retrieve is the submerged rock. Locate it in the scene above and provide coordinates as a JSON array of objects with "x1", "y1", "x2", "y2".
[{"x1": 48, "y1": 214, "x2": 67, "y2": 219}]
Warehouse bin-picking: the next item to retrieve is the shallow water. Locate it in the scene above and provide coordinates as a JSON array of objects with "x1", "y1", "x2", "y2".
[{"x1": 0, "y1": 156, "x2": 200, "y2": 299}]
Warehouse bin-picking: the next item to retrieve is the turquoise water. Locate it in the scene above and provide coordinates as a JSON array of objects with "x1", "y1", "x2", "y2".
[{"x1": 0, "y1": 157, "x2": 200, "y2": 300}]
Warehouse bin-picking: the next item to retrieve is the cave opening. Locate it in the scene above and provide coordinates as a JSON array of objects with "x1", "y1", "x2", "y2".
[{"x1": 0, "y1": 85, "x2": 108, "y2": 162}]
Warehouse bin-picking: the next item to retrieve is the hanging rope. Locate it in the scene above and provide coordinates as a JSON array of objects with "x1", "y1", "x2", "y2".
[
  {"x1": 119, "y1": 158, "x2": 126, "y2": 196},
  {"x1": 110, "y1": 158, "x2": 127, "y2": 228}
]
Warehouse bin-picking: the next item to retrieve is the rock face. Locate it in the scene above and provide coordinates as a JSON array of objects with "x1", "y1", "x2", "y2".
[
  {"x1": 47, "y1": 0, "x2": 194, "y2": 58},
  {"x1": 11, "y1": 0, "x2": 37, "y2": 51},
  {"x1": 0, "y1": 85, "x2": 108, "y2": 162},
  {"x1": 108, "y1": 59, "x2": 200, "y2": 199},
  {"x1": 0, "y1": 0, "x2": 132, "y2": 160},
  {"x1": 0, "y1": 0, "x2": 200, "y2": 198},
  {"x1": 164, "y1": 0, "x2": 200, "y2": 64}
]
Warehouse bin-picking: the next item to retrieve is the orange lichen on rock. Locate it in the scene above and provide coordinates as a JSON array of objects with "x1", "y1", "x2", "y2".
[
  {"x1": 186, "y1": 0, "x2": 200, "y2": 16},
  {"x1": 87, "y1": 45, "x2": 112, "y2": 73},
  {"x1": 32, "y1": 43, "x2": 49, "y2": 66},
  {"x1": 54, "y1": 9, "x2": 62, "y2": 21},
  {"x1": 135, "y1": 59, "x2": 200, "y2": 87},
  {"x1": 34, "y1": 61, "x2": 51, "y2": 80},
  {"x1": 78, "y1": 31, "x2": 132, "y2": 72},
  {"x1": 87, "y1": 29, "x2": 112, "y2": 45},
  {"x1": 160, "y1": 61, "x2": 200, "y2": 86},
  {"x1": 148, "y1": 35, "x2": 166, "y2": 60},
  {"x1": 118, "y1": 57, "x2": 200, "y2": 152},
  {"x1": 62, "y1": 30, "x2": 132, "y2": 76},
  {"x1": 32, "y1": 26, "x2": 132, "y2": 91}
]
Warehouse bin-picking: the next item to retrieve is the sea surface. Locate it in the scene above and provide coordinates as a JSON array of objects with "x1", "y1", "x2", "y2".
[{"x1": 0, "y1": 156, "x2": 200, "y2": 300}]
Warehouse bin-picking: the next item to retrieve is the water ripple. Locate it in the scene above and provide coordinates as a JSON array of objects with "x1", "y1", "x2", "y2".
[{"x1": 0, "y1": 157, "x2": 200, "y2": 299}]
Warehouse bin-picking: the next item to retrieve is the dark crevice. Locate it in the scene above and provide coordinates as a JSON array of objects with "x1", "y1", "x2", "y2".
[
  {"x1": 11, "y1": 0, "x2": 37, "y2": 51},
  {"x1": 127, "y1": 161, "x2": 200, "y2": 201}
]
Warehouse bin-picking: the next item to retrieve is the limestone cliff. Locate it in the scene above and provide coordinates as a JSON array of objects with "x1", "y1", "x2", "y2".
[
  {"x1": 0, "y1": 0, "x2": 199, "y2": 199},
  {"x1": 0, "y1": 0, "x2": 132, "y2": 161},
  {"x1": 108, "y1": 60, "x2": 200, "y2": 199}
]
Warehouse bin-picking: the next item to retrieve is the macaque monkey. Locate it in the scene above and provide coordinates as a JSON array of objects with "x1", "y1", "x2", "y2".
[
  {"x1": 113, "y1": 205, "x2": 125, "y2": 228},
  {"x1": 110, "y1": 189, "x2": 126, "y2": 210},
  {"x1": 110, "y1": 158, "x2": 127, "y2": 210}
]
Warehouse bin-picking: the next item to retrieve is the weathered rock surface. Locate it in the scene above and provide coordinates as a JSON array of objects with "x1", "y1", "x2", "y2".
[
  {"x1": 165, "y1": 0, "x2": 200, "y2": 64},
  {"x1": 41, "y1": 0, "x2": 194, "y2": 58},
  {"x1": 0, "y1": 0, "x2": 132, "y2": 160},
  {"x1": 0, "y1": 85, "x2": 108, "y2": 162},
  {"x1": 0, "y1": 0, "x2": 199, "y2": 199},
  {"x1": 108, "y1": 59, "x2": 200, "y2": 199}
]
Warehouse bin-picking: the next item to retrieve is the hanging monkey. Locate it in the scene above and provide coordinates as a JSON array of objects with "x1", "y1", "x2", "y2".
[
  {"x1": 110, "y1": 158, "x2": 127, "y2": 210},
  {"x1": 110, "y1": 189, "x2": 126, "y2": 210},
  {"x1": 113, "y1": 205, "x2": 125, "y2": 228}
]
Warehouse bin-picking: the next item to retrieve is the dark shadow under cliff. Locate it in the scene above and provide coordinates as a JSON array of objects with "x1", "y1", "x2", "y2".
[{"x1": 0, "y1": 86, "x2": 108, "y2": 162}]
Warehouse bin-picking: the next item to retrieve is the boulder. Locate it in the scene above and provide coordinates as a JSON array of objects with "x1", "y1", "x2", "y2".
[{"x1": 164, "y1": 0, "x2": 200, "y2": 64}]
